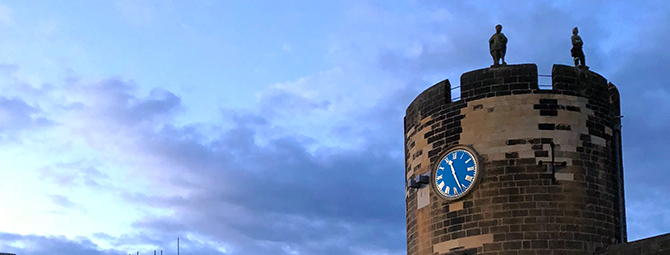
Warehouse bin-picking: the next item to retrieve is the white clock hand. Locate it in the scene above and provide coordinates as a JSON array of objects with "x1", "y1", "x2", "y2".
[{"x1": 447, "y1": 160, "x2": 463, "y2": 192}]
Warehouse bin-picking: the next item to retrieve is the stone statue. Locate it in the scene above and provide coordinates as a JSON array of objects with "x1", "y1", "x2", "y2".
[
  {"x1": 571, "y1": 27, "x2": 587, "y2": 68},
  {"x1": 489, "y1": 24, "x2": 508, "y2": 67}
]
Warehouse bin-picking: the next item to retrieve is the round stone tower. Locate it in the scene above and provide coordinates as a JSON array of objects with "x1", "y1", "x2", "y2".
[{"x1": 404, "y1": 64, "x2": 625, "y2": 255}]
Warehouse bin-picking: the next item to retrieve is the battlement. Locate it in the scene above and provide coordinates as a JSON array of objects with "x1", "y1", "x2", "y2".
[
  {"x1": 460, "y1": 64, "x2": 539, "y2": 101},
  {"x1": 405, "y1": 64, "x2": 620, "y2": 132}
]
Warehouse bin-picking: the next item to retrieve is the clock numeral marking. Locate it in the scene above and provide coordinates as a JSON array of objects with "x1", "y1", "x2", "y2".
[
  {"x1": 445, "y1": 186, "x2": 451, "y2": 194},
  {"x1": 452, "y1": 153, "x2": 457, "y2": 159},
  {"x1": 436, "y1": 175, "x2": 443, "y2": 180},
  {"x1": 438, "y1": 182, "x2": 445, "y2": 190},
  {"x1": 461, "y1": 184, "x2": 467, "y2": 189},
  {"x1": 460, "y1": 153, "x2": 464, "y2": 159},
  {"x1": 467, "y1": 166, "x2": 475, "y2": 171},
  {"x1": 465, "y1": 158, "x2": 472, "y2": 164},
  {"x1": 438, "y1": 166, "x2": 444, "y2": 170},
  {"x1": 453, "y1": 187, "x2": 458, "y2": 194},
  {"x1": 465, "y1": 175, "x2": 474, "y2": 182}
]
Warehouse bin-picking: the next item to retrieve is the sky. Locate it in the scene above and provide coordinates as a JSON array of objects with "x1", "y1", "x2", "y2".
[{"x1": 0, "y1": 1, "x2": 669, "y2": 255}]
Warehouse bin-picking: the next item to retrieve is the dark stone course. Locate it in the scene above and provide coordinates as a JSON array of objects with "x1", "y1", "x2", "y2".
[
  {"x1": 506, "y1": 139, "x2": 527, "y2": 145},
  {"x1": 556, "y1": 124, "x2": 571, "y2": 130},
  {"x1": 539, "y1": 99, "x2": 558, "y2": 105},
  {"x1": 540, "y1": 109, "x2": 558, "y2": 116},
  {"x1": 566, "y1": 106, "x2": 581, "y2": 112},
  {"x1": 538, "y1": 123, "x2": 556, "y2": 130},
  {"x1": 535, "y1": 150, "x2": 549, "y2": 157},
  {"x1": 505, "y1": 152, "x2": 519, "y2": 159}
]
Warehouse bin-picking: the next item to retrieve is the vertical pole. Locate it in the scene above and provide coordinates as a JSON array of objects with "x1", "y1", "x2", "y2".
[
  {"x1": 154, "y1": 250, "x2": 156, "y2": 255},
  {"x1": 550, "y1": 142, "x2": 556, "y2": 184},
  {"x1": 614, "y1": 117, "x2": 627, "y2": 243},
  {"x1": 161, "y1": 250, "x2": 163, "y2": 255},
  {"x1": 178, "y1": 237, "x2": 180, "y2": 255}
]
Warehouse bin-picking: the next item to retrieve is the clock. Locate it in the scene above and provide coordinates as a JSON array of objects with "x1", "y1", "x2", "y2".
[{"x1": 433, "y1": 146, "x2": 481, "y2": 200}]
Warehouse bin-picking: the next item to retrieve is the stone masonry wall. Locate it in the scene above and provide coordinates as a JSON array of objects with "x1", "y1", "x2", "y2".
[
  {"x1": 405, "y1": 79, "x2": 464, "y2": 255},
  {"x1": 405, "y1": 64, "x2": 624, "y2": 255},
  {"x1": 595, "y1": 233, "x2": 670, "y2": 255}
]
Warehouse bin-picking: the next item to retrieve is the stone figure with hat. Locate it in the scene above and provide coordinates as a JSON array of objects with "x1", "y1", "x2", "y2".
[
  {"x1": 571, "y1": 27, "x2": 588, "y2": 69},
  {"x1": 489, "y1": 24, "x2": 508, "y2": 67}
]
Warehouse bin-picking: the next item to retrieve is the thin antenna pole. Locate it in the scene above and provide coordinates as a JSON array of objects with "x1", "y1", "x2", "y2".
[
  {"x1": 154, "y1": 250, "x2": 156, "y2": 255},
  {"x1": 178, "y1": 237, "x2": 180, "y2": 255},
  {"x1": 161, "y1": 250, "x2": 163, "y2": 255}
]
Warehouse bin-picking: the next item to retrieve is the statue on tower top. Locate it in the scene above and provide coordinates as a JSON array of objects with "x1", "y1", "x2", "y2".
[
  {"x1": 571, "y1": 27, "x2": 588, "y2": 69},
  {"x1": 489, "y1": 24, "x2": 508, "y2": 67}
]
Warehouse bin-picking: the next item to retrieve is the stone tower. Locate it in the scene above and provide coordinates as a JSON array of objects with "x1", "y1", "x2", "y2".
[{"x1": 404, "y1": 64, "x2": 625, "y2": 255}]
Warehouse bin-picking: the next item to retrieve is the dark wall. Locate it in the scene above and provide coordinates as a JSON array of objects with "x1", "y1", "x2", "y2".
[
  {"x1": 460, "y1": 63, "x2": 538, "y2": 101},
  {"x1": 595, "y1": 233, "x2": 670, "y2": 255}
]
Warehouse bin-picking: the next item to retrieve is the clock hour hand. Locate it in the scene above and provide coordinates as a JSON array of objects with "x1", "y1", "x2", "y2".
[{"x1": 447, "y1": 160, "x2": 463, "y2": 192}]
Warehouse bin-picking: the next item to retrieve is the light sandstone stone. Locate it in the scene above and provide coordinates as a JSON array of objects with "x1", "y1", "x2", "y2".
[
  {"x1": 433, "y1": 240, "x2": 460, "y2": 253},
  {"x1": 449, "y1": 201, "x2": 464, "y2": 212},
  {"x1": 519, "y1": 150, "x2": 536, "y2": 159},
  {"x1": 432, "y1": 234, "x2": 494, "y2": 253},
  {"x1": 555, "y1": 172, "x2": 575, "y2": 181},
  {"x1": 417, "y1": 186, "x2": 430, "y2": 209},
  {"x1": 592, "y1": 135, "x2": 607, "y2": 147}
]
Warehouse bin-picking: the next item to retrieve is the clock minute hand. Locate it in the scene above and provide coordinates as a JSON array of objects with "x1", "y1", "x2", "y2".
[{"x1": 447, "y1": 160, "x2": 463, "y2": 192}]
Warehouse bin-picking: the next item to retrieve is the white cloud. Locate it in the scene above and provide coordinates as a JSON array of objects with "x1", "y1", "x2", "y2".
[
  {"x1": 113, "y1": 0, "x2": 156, "y2": 26},
  {"x1": 0, "y1": 2, "x2": 13, "y2": 27},
  {"x1": 49, "y1": 194, "x2": 86, "y2": 213}
]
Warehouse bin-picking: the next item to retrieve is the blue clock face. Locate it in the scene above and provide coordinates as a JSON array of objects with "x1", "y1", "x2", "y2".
[{"x1": 434, "y1": 148, "x2": 479, "y2": 199}]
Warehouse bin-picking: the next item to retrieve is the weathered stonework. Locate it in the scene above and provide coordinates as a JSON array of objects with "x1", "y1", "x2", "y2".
[
  {"x1": 405, "y1": 64, "x2": 625, "y2": 255},
  {"x1": 595, "y1": 233, "x2": 670, "y2": 255}
]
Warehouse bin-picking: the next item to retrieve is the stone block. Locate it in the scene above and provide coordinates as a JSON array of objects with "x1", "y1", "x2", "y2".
[
  {"x1": 591, "y1": 135, "x2": 607, "y2": 147},
  {"x1": 418, "y1": 186, "x2": 430, "y2": 209},
  {"x1": 555, "y1": 172, "x2": 575, "y2": 181}
]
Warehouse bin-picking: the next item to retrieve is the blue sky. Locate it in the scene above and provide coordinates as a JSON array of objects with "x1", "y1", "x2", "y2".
[{"x1": 1, "y1": 1, "x2": 669, "y2": 255}]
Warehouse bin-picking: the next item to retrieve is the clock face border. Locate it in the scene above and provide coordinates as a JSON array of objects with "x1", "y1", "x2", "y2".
[{"x1": 431, "y1": 145, "x2": 482, "y2": 201}]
